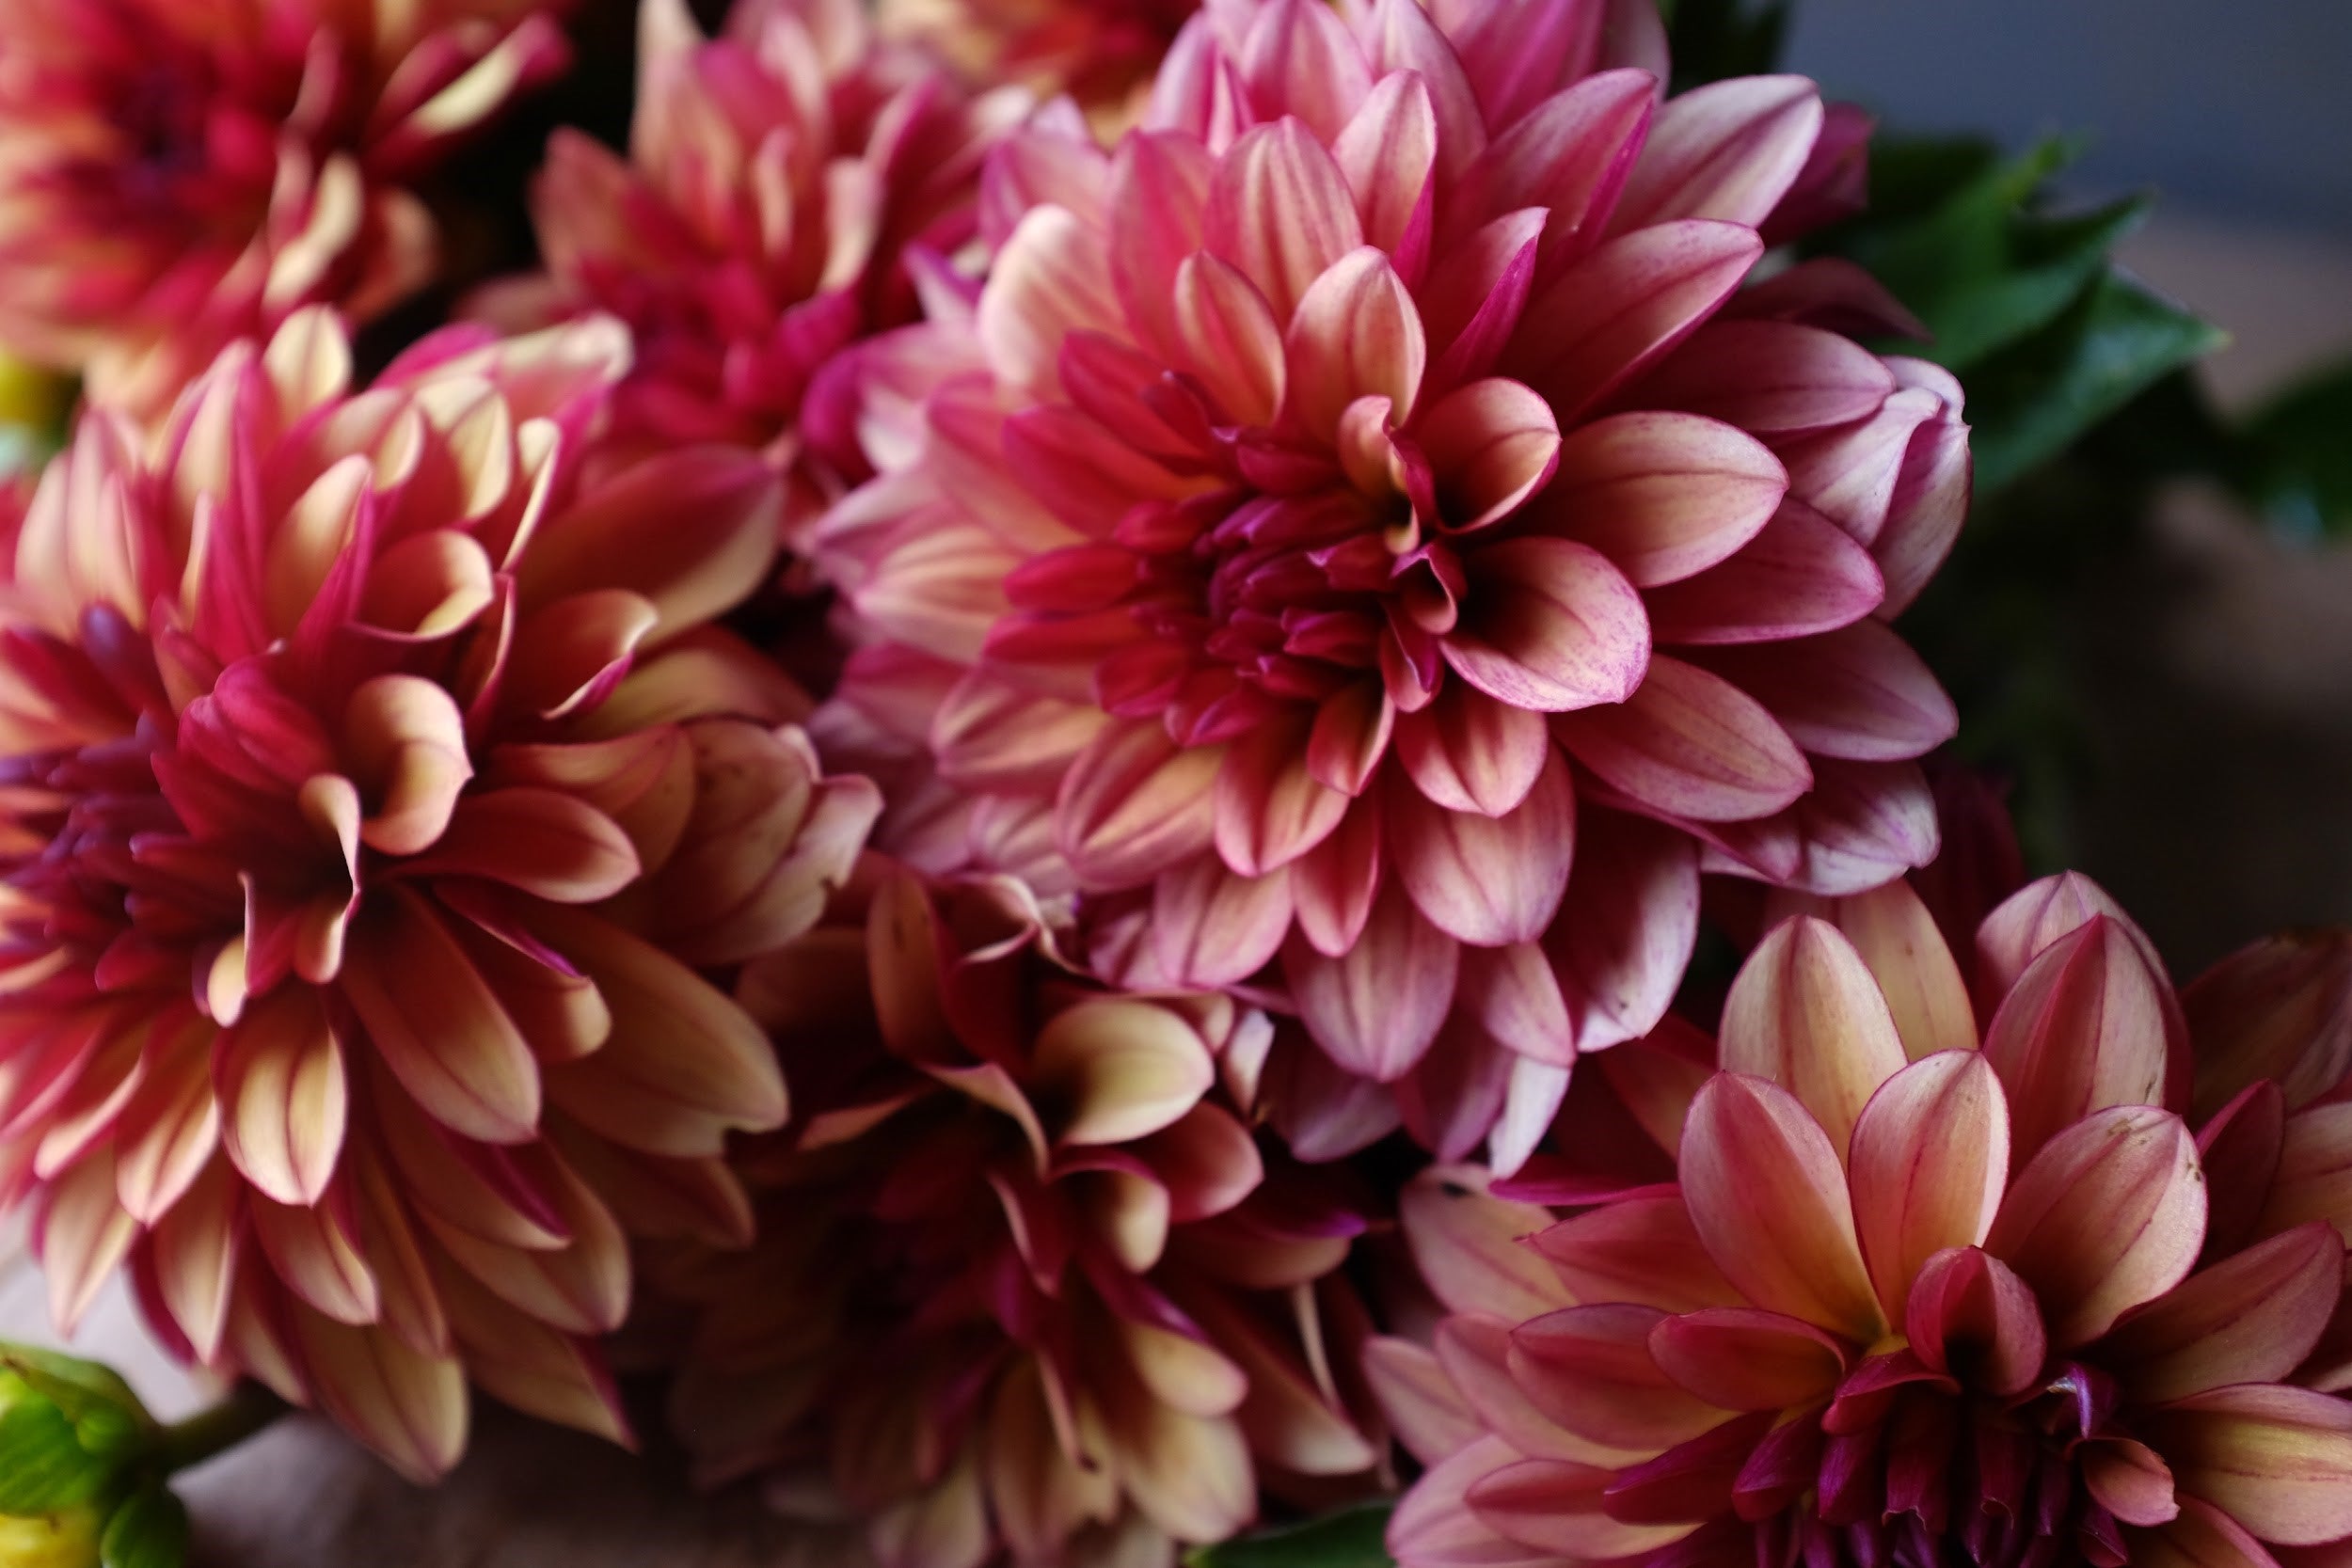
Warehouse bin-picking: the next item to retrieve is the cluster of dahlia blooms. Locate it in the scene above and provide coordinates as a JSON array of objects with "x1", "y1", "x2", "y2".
[{"x1": 0, "y1": 0, "x2": 2336, "y2": 1564}]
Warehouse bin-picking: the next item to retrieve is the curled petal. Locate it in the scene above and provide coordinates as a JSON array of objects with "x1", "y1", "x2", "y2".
[
  {"x1": 1848, "y1": 1052, "x2": 2010, "y2": 1323},
  {"x1": 1981, "y1": 913, "x2": 2186, "y2": 1161},
  {"x1": 1031, "y1": 999, "x2": 1216, "y2": 1147}
]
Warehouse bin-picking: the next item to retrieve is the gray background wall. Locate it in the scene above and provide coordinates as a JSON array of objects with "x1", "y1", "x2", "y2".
[{"x1": 1785, "y1": 0, "x2": 2352, "y2": 236}]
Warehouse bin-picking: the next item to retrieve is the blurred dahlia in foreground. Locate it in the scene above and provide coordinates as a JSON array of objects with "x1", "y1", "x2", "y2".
[
  {"x1": 1375, "y1": 872, "x2": 2352, "y2": 1568},
  {"x1": 816, "y1": 0, "x2": 1967, "y2": 1170},
  {"x1": 477, "y1": 0, "x2": 1024, "y2": 531},
  {"x1": 0, "y1": 308, "x2": 879, "y2": 1479},
  {"x1": 0, "y1": 0, "x2": 568, "y2": 420},
  {"x1": 655, "y1": 864, "x2": 1385, "y2": 1567}
]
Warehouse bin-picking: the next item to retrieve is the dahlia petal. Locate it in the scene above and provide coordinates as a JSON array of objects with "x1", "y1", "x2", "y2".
[
  {"x1": 1361, "y1": 0, "x2": 1488, "y2": 184},
  {"x1": 2151, "y1": 1385, "x2": 2352, "y2": 1546},
  {"x1": 1140, "y1": 1104, "x2": 1263, "y2": 1223},
  {"x1": 2259, "y1": 1103, "x2": 2352, "y2": 1245},
  {"x1": 1534, "y1": 411, "x2": 1786, "y2": 588},
  {"x1": 1391, "y1": 750, "x2": 1576, "y2": 946},
  {"x1": 1291, "y1": 797, "x2": 1384, "y2": 956},
  {"x1": 1463, "y1": 71, "x2": 1656, "y2": 271},
  {"x1": 1110, "y1": 132, "x2": 1215, "y2": 365},
  {"x1": 1205, "y1": 119, "x2": 1365, "y2": 322},
  {"x1": 1982, "y1": 914, "x2": 2185, "y2": 1162},
  {"x1": 934, "y1": 670, "x2": 1106, "y2": 793},
  {"x1": 2084, "y1": 1439, "x2": 2183, "y2": 1528},
  {"x1": 1306, "y1": 679, "x2": 1396, "y2": 797},
  {"x1": 2100, "y1": 1223, "x2": 2344, "y2": 1403},
  {"x1": 2200, "y1": 1082, "x2": 2287, "y2": 1264},
  {"x1": 1698, "y1": 620, "x2": 1957, "y2": 764},
  {"x1": 1508, "y1": 1303, "x2": 1724, "y2": 1451},
  {"x1": 1798, "y1": 879, "x2": 1976, "y2": 1060},
  {"x1": 216, "y1": 990, "x2": 348, "y2": 1208},
  {"x1": 403, "y1": 787, "x2": 641, "y2": 905},
  {"x1": 342, "y1": 673, "x2": 472, "y2": 856},
  {"x1": 1151, "y1": 857, "x2": 1294, "y2": 988},
  {"x1": 1394, "y1": 682, "x2": 1550, "y2": 816},
  {"x1": 1470, "y1": 1454, "x2": 1702, "y2": 1560},
  {"x1": 39, "y1": 1151, "x2": 138, "y2": 1333},
  {"x1": 1724, "y1": 256, "x2": 1931, "y2": 340},
  {"x1": 342, "y1": 888, "x2": 540, "y2": 1144},
  {"x1": 978, "y1": 205, "x2": 1123, "y2": 394},
  {"x1": 1489, "y1": 1056, "x2": 1576, "y2": 1176},
  {"x1": 1216, "y1": 719, "x2": 1350, "y2": 876},
  {"x1": 2185, "y1": 933, "x2": 2352, "y2": 1121},
  {"x1": 426, "y1": 1157, "x2": 627, "y2": 1337},
  {"x1": 250, "y1": 1190, "x2": 378, "y2": 1324},
  {"x1": 1333, "y1": 71, "x2": 1438, "y2": 261},
  {"x1": 1261, "y1": 1029, "x2": 1406, "y2": 1159},
  {"x1": 111, "y1": 1025, "x2": 221, "y2": 1224},
  {"x1": 1451, "y1": 0, "x2": 1604, "y2": 132},
  {"x1": 1642, "y1": 499, "x2": 1886, "y2": 645},
  {"x1": 1548, "y1": 809, "x2": 1701, "y2": 1052},
  {"x1": 1444, "y1": 536, "x2": 1649, "y2": 712},
  {"x1": 1555, "y1": 654, "x2": 1810, "y2": 822},
  {"x1": 1173, "y1": 251, "x2": 1288, "y2": 427},
  {"x1": 1109, "y1": 1401, "x2": 1254, "y2": 1546},
  {"x1": 1386, "y1": 1435, "x2": 1559, "y2": 1568},
  {"x1": 1241, "y1": 0, "x2": 1376, "y2": 143},
  {"x1": 1436, "y1": 1314, "x2": 1646, "y2": 1466},
  {"x1": 1286, "y1": 247, "x2": 1428, "y2": 440},
  {"x1": 1458, "y1": 942, "x2": 1577, "y2": 1069},
  {"x1": 534, "y1": 906, "x2": 787, "y2": 1155},
  {"x1": 434, "y1": 1265, "x2": 628, "y2": 1448},
  {"x1": 1032, "y1": 998, "x2": 1216, "y2": 1147},
  {"x1": 1634, "y1": 320, "x2": 1899, "y2": 436},
  {"x1": 290, "y1": 1308, "x2": 468, "y2": 1483},
  {"x1": 149, "y1": 1160, "x2": 238, "y2": 1360},
  {"x1": 1776, "y1": 386, "x2": 1946, "y2": 550},
  {"x1": 1678, "y1": 1073, "x2": 1884, "y2": 1340},
  {"x1": 515, "y1": 448, "x2": 779, "y2": 639},
  {"x1": 1002, "y1": 404, "x2": 1208, "y2": 537},
  {"x1": 1400, "y1": 1164, "x2": 1573, "y2": 1321},
  {"x1": 1985, "y1": 1104, "x2": 2205, "y2": 1347},
  {"x1": 1416, "y1": 377, "x2": 1564, "y2": 531},
  {"x1": 1286, "y1": 881, "x2": 1458, "y2": 1081},
  {"x1": 1420, "y1": 208, "x2": 1546, "y2": 395},
  {"x1": 1363, "y1": 1334, "x2": 1483, "y2": 1465},
  {"x1": 348, "y1": 1153, "x2": 448, "y2": 1357},
  {"x1": 1510, "y1": 220, "x2": 1763, "y2": 422},
  {"x1": 1648, "y1": 1307, "x2": 1847, "y2": 1412},
  {"x1": 1529, "y1": 1192, "x2": 1742, "y2": 1315},
  {"x1": 1974, "y1": 870, "x2": 2139, "y2": 1003},
  {"x1": 1848, "y1": 1053, "x2": 2010, "y2": 1323},
  {"x1": 1610, "y1": 76, "x2": 1823, "y2": 232},
  {"x1": 1719, "y1": 915, "x2": 1909, "y2": 1157},
  {"x1": 1870, "y1": 398, "x2": 1971, "y2": 618},
  {"x1": 2134, "y1": 1497, "x2": 2288, "y2": 1568},
  {"x1": 1401, "y1": 1024, "x2": 1519, "y2": 1163},
  {"x1": 1057, "y1": 721, "x2": 1223, "y2": 890},
  {"x1": 1902, "y1": 1245, "x2": 2045, "y2": 1399}
]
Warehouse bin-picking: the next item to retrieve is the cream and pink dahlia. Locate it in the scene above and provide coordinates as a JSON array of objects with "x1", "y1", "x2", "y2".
[
  {"x1": 1374, "y1": 872, "x2": 2352, "y2": 1568},
  {"x1": 815, "y1": 0, "x2": 1967, "y2": 1169},
  {"x1": 877, "y1": 0, "x2": 1197, "y2": 123},
  {"x1": 480, "y1": 0, "x2": 1023, "y2": 531},
  {"x1": 0, "y1": 307, "x2": 878, "y2": 1479},
  {"x1": 657, "y1": 864, "x2": 1385, "y2": 1568},
  {"x1": 0, "y1": 0, "x2": 569, "y2": 420}
]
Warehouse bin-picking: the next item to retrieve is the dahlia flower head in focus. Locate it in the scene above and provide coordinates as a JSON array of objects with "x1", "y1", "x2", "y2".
[
  {"x1": 1375, "y1": 870, "x2": 2352, "y2": 1568},
  {"x1": 0, "y1": 307, "x2": 880, "y2": 1479},
  {"x1": 0, "y1": 0, "x2": 573, "y2": 421},
  {"x1": 479, "y1": 0, "x2": 1029, "y2": 539},
  {"x1": 656, "y1": 862, "x2": 1387, "y2": 1568},
  {"x1": 815, "y1": 0, "x2": 1966, "y2": 1172}
]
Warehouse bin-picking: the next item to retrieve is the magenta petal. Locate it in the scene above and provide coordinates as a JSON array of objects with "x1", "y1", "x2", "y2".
[
  {"x1": 1444, "y1": 536, "x2": 1651, "y2": 713},
  {"x1": 1390, "y1": 750, "x2": 1577, "y2": 946},
  {"x1": 1285, "y1": 880, "x2": 1459, "y2": 1081}
]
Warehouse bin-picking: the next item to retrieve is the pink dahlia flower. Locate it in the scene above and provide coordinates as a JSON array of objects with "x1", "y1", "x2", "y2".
[
  {"x1": 878, "y1": 0, "x2": 1198, "y2": 123},
  {"x1": 1372, "y1": 872, "x2": 2352, "y2": 1567},
  {"x1": 0, "y1": 0, "x2": 571, "y2": 421},
  {"x1": 478, "y1": 0, "x2": 1025, "y2": 533},
  {"x1": 0, "y1": 308, "x2": 879, "y2": 1479},
  {"x1": 815, "y1": 0, "x2": 1967, "y2": 1170},
  {"x1": 658, "y1": 864, "x2": 1384, "y2": 1567}
]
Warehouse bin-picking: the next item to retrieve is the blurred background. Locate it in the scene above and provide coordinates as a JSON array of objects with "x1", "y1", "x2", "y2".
[{"x1": 1788, "y1": 0, "x2": 2352, "y2": 972}]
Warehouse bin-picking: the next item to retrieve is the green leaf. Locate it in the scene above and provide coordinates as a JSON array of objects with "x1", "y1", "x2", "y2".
[
  {"x1": 0, "y1": 1396, "x2": 111, "y2": 1515},
  {"x1": 1965, "y1": 270, "x2": 2229, "y2": 492},
  {"x1": 1185, "y1": 1504, "x2": 1396, "y2": 1568},
  {"x1": 2238, "y1": 359, "x2": 2352, "y2": 537},
  {"x1": 101, "y1": 1488, "x2": 188, "y2": 1568},
  {"x1": 2, "y1": 1345, "x2": 152, "y2": 1460}
]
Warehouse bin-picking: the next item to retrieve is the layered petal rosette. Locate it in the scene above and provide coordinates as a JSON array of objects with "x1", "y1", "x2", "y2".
[
  {"x1": 658, "y1": 864, "x2": 1384, "y2": 1568},
  {"x1": 0, "y1": 308, "x2": 880, "y2": 1479},
  {"x1": 1375, "y1": 872, "x2": 2352, "y2": 1568},
  {"x1": 0, "y1": 0, "x2": 570, "y2": 420},
  {"x1": 816, "y1": 0, "x2": 1967, "y2": 1170},
  {"x1": 481, "y1": 0, "x2": 1024, "y2": 529}
]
